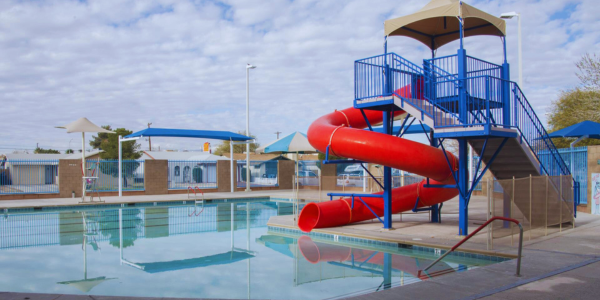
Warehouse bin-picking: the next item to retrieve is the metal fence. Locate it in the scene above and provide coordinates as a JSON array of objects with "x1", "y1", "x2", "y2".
[
  {"x1": 85, "y1": 160, "x2": 145, "y2": 192},
  {"x1": 237, "y1": 160, "x2": 278, "y2": 188},
  {"x1": 486, "y1": 175, "x2": 574, "y2": 249},
  {"x1": 0, "y1": 159, "x2": 60, "y2": 194},
  {"x1": 167, "y1": 160, "x2": 217, "y2": 190},
  {"x1": 538, "y1": 147, "x2": 587, "y2": 204},
  {"x1": 336, "y1": 162, "x2": 364, "y2": 187}
]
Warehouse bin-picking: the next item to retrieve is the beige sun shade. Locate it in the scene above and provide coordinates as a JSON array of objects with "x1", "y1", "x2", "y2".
[
  {"x1": 57, "y1": 117, "x2": 114, "y2": 133},
  {"x1": 384, "y1": 0, "x2": 505, "y2": 50}
]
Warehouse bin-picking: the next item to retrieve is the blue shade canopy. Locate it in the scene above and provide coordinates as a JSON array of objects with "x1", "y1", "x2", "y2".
[
  {"x1": 256, "y1": 235, "x2": 296, "y2": 259},
  {"x1": 547, "y1": 121, "x2": 600, "y2": 139},
  {"x1": 131, "y1": 251, "x2": 254, "y2": 273},
  {"x1": 125, "y1": 128, "x2": 252, "y2": 141},
  {"x1": 257, "y1": 132, "x2": 317, "y2": 154},
  {"x1": 372, "y1": 124, "x2": 431, "y2": 135}
]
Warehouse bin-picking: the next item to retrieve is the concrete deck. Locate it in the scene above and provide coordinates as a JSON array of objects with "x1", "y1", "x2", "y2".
[
  {"x1": 0, "y1": 190, "x2": 297, "y2": 209},
  {"x1": 267, "y1": 195, "x2": 600, "y2": 300}
]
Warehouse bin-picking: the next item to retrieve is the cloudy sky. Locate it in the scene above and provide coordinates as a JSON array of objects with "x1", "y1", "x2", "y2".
[{"x1": 0, "y1": 0, "x2": 598, "y2": 153}]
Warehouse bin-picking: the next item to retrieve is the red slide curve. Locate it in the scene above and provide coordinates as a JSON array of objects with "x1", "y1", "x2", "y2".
[
  {"x1": 298, "y1": 94, "x2": 459, "y2": 232},
  {"x1": 297, "y1": 236, "x2": 455, "y2": 279}
]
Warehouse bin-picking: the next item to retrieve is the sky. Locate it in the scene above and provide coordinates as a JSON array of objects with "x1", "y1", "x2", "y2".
[{"x1": 0, "y1": 0, "x2": 598, "y2": 154}]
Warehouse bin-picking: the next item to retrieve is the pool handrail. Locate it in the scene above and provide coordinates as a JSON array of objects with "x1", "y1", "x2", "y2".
[
  {"x1": 423, "y1": 216, "x2": 523, "y2": 276},
  {"x1": 187, "y1": 186, "x2": 204, "y2": 201}
]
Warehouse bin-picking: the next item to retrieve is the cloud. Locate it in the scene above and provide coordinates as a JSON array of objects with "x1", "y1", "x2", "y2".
[{"x1": 0, "y1": 0, "x2": 597, "y2": 153}]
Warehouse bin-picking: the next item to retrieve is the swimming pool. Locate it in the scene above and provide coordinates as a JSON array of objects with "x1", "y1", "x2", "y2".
[{"x1": 0, "y1": 199, "x2": 508, "y2": 299}]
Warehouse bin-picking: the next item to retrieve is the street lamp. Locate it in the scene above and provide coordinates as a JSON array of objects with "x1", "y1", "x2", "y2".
[
  {"x1": 500, "y1": 11, "x2": 522, "y2": 87},
  {"x1": 245, "y1": 64, "x2": 256, "y2": 192}
]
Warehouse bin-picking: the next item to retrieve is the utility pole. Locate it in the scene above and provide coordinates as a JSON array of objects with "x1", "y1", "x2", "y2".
[
  {"x1": 274, "y1": 131, "x2": 282, "y2": 139},
  {"x1": 147, "y1": 122, "x2": 152, "y2": 151}
]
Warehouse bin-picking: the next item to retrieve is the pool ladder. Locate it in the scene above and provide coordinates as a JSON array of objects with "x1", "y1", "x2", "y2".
[{"x1": 188, "y1": 186, "x2": 205, "y2": 217}]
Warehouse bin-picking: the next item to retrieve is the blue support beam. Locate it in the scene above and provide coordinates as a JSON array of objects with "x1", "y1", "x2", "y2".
[
  {"x1": 458, "y1": 139, "x2": 469, "y2": 236},
  {"x1": 383, "y1": 252, "x2": 392, "y2": 290},
  {"x1": 430, "y1": 130, "x2": 440, "y2": 223},
  {"x1": 383, "y1": 110, "x2": 393, "y2": 229}
]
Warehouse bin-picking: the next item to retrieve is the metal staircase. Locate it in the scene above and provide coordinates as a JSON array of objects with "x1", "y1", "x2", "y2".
[
  {"x1": 354, "y1": 52, "x2": 571, "y2": 182},
  {"x1": 353, "y1": 52, "x2": 579, "y2": 235}
]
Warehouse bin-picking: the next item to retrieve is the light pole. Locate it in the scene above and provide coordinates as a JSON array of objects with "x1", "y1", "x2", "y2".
[
  {"x1": 500, "y1": 11, "x2": 522, "y2": 87},
  {"x1": 246, "y1": 64, "x2": 256, "y2": 192}
]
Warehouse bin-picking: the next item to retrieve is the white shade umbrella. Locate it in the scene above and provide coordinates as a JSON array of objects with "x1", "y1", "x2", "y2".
[{"x1": 57, "y1": 117, "x2": 114, "y2": 201}]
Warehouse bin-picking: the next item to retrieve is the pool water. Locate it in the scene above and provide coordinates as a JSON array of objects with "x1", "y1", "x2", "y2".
[{"x1": 0, "y1": 199, "x2": 505, "y2": 299}]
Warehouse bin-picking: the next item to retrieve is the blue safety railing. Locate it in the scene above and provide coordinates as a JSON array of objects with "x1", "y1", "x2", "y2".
[
  {"x1": 167, "y1": 160, "x2": 218, "y2": 190},
  {"x1": 507, "y1": 81, "x2": 570, "y2": 177},
  {"x1": 0, "y1": 160, "x2": 60, "y2": 194},
  {"x1": 354, "y1": 53, "x2": 571, "y2": 179},
  {"x1": 423, "y1": 55, "x2": 502, "y2": 80},
  {"x1": 354, "y1": 53, "x2": 425, "y2": 102},
  {"x1": 85, "y1": 160, "x2": 145, "y2": 192}
]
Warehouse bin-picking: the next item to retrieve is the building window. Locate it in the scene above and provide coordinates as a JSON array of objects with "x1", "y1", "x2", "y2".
[{"x1": 174, "y1": 166, "x2": 180, "y2": 177}]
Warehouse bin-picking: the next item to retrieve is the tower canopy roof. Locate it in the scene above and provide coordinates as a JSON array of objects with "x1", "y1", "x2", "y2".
[{"x1": 384, "y1": 0, "x2": 505, "y2": 50}]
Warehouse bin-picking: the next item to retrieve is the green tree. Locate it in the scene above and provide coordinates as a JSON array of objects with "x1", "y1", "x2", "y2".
[
  {"x1": 34, "y1": 147, "x2": 60, "y2": 154},
  {"x1": 576, "y1": 53, "x2": 600, "y2": 90},
  {"x1": 65, "y1": 149, "x2": 74, "y2": 154},
  {"x1": 90, "y1": 127, "x2": 142, "y2": 178},
  {"x1": 213, "y1": 131, "x2": 260, "y2": 155},
  {"x1": 548, "y1": 89, "x2": 600, "y2": 148},
  {"x1": 548, "y1": 53, "x2": 600, "y2": 148},
  {"x1": 89, "y1": 125, "x2": 112, "y2": 150}
]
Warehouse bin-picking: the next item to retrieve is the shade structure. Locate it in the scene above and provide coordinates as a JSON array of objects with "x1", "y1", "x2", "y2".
[
  {"x1": 256, "y1": 235, "x2": 296, "y2": 259},
  {"x1": 57, "y1": 277, "x2": 115, "y2": 293},
  {"x1": 120, "y1": 127, "x2": 253, "y2": 195},
  {"x1": 57, "y1": 117, "x2": 114, "y2": 134},
  {"x1": 129, "y1": 251, "x2": 254, "y2": 273},
  {"x1": 384, "y1": 0, "x2": 506, "y2": 50},
  {"x1": 125, "y1": 128, "x2": 252, "y2": 141},
  {"x1": 256, "y1": 132, "x2": 318, "y2": 190},
  {"x1": 256, "y1": 132, "x2": 316, "y2": 154},
  {"x1": 57, "y1": 118, "x2": 114, "y2": 202},
  {"x1": 547, "y1": 121, "x2": 600, "y2": 139}
]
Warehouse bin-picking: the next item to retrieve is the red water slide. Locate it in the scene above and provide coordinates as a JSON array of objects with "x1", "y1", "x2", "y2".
[
  {"x1": 297, "y1": 98, "x2": 459, "y2": 232},
  {"x1": 297, "y1": 236, "x2": 454, "y2": 279}
]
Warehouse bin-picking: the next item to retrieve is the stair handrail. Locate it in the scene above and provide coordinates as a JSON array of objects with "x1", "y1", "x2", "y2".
[
  {"x1": 391, "y1": 53, "x2": 426, "y2": 74},
  {"x1": 423, "y1": 216, "x2": 523, "y2": 277},
  {"x1": 509, "y1": 81, "x2": 571, "y2": 176},
  {"x1": 458, "y1": 74, "x2": 570, "y2": 177}
]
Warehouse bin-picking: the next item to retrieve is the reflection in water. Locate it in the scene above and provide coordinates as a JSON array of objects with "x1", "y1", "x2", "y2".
[
  {"x1": 258, "y1": 234, "x2": 460, "y2": 291},
  {"x1": 57, "y1": 212, "x2": 116, "y2": 292},
  {"x1": 0, "y1": 201, "x2": 490, "y2": 299}
]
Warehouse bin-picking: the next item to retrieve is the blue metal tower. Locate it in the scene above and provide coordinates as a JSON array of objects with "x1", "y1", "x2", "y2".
[{"x1": 346, "y1": 0, "x2": 575, "y2": 235}]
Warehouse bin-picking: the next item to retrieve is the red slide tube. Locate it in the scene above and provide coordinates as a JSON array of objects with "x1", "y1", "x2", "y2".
[
  {"x1": 298, "y1": 92, "x2": 459, "y2": 232},
  {"x1": 297, "y1": 236, "x2": 454, "y2": 279}
]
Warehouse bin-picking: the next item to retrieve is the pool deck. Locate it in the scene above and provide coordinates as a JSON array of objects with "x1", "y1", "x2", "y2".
[
  {"x1": 1, "y1": 192, "x2": 599, "y2": 300},
  {"x1": 0, "y1": 190, "x2": 297, "y2": 209},
  {"x1": 267, "y1": 195, "x2": 600, "y2": 300}
]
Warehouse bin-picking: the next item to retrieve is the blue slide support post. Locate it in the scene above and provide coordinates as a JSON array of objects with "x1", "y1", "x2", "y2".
[
  {"x1": 456, "y1": 22, "x2": 469, "y2": 235},
  {"x1": 501, "y1": 37, "x2": 511, "y2": 128},
  {"x1": 430, "y1": 130, "x2": 440, "y2": 223},
  {"x1": 383, "y1": 252, "x2": 392, "y2": 289},
  {"x1": 383, "y1": 110, "x2": 393, "y2": 229},
  {"x1": 501, "y1": 37, "x2": 512, "y2": 227}
]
